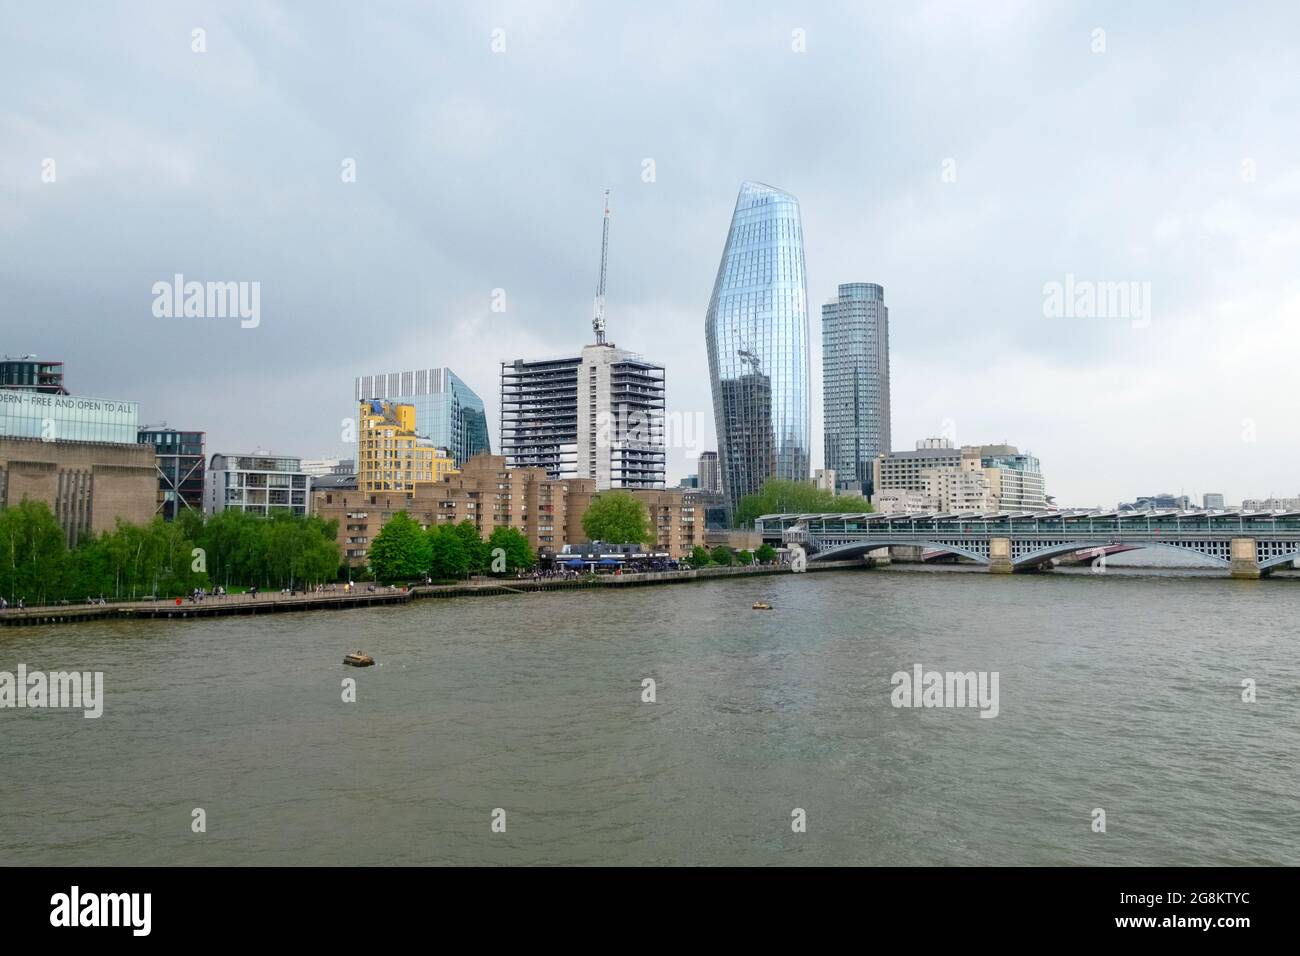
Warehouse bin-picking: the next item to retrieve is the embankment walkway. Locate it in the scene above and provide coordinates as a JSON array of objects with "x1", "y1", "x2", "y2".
[{"x1": 0, "y1": 560, "x2": 869, "y2": 627}]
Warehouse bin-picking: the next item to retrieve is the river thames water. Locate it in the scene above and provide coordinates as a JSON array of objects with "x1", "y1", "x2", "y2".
[{"x1": 2, "y1": 565, "x2": 1297, "y2": 866}]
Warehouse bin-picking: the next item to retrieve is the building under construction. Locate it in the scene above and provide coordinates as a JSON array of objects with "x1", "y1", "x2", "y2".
[{"x1": 498, "y1": 190, "x2": 665, "y2": 490}]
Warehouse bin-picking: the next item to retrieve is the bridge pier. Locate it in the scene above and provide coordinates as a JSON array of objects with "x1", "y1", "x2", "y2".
[
  {"x1": 989, "y1": 537, "x2": 1014, "y2": 574},
  {"x1": 1230, "y1": 537, "x2": 1263, "y2": 579}
]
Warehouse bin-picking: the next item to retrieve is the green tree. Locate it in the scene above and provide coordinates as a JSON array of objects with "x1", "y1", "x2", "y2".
[
  {"x1": 734, "y1": 479, "x2": 871, "y2": 529},
  {"x1": 427, "y1": 524, "x2": 469, "y2": 580},
  {"x1": 689, "y1": 545, "x2": 713, "y2": 568},
  {"x1": 144, "y1": 515, "x2": 207, "y2": 597},
  {"x1": 44, "y1": 516, "x2": 207, "y2": 602},
  {"x1": 265, "y1": 514, "x2": 298, "y2": 587},
  {"x1": 486, "y1": 525, "x2": 535, "y2": 574},
  {"x1": 710, "y1": 545, "x2": 735, "y2": 566},
  {"x1": 0, "y1": 504, "x2": 334, "y2": 603},
  {"x1": 453, "y1": 520, "x2": 488, "y2": 574},
  {"x1": 582, "y1": 491, "x2": 653, "y2": 545},
  {"x1": 67, "y1": 534, "x2": 113, "y2": 599},
  {"x1": 267, "y1": 513, "x2": 339, "y2": 589},
  {"x1": 300, "y1": 515, "x2": 342, "y2": 586},
  {"x1": 0, "y1": 500, "x2": 68, "y2": 605},
  {"x1": 176, "y1": 507, "x2": 205, "y2": 548},
  {"x1": 196, "y1": 510, "x2": 258, "y2": 588},
  {"x1": 735, "y1": 549, "x2": 754, "y2": 565},
  {"x1": 367, "y1": 512, "x2": 430, "y2": 581},
  {"x1": 755, "y1": 543, "x2": 777, "y2": 564}
]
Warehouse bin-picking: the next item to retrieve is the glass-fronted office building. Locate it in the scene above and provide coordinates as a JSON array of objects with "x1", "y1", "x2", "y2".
[
  {"x1": 704, "y1": 181, "x2": 811, "y2": 516},
  {"x1": 0, "y1": 390, "x2": 139, "y2": 443},
  {"x1": 353, "y1": 367, "x2": 490, "y2": 467},
  {"x1": 822, "y1": 283, "x2": 891, "y2": 497}
]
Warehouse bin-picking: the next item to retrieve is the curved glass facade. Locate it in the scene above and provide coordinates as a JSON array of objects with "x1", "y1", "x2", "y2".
[{"x1": 704, "y1": 181, "x2": 810, "y2": 516}]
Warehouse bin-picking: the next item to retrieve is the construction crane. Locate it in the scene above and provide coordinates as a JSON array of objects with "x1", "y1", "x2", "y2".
[{"x1": 592, "y1": 189, "x2": 611, "y2": 345}]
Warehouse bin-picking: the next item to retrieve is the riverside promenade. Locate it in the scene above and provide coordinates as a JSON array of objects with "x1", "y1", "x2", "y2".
[{"x1": 0, "y1": 560, "x2": 870, "y2": 627}]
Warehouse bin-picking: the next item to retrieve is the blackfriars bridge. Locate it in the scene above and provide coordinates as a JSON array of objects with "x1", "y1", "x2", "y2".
[{"x1": 755, "y1": 510, "x2": 1300, "y2": 578}]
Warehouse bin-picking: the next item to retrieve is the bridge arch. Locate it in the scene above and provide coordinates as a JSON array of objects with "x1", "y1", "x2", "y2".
[
  {"x1": 811, "y1": 539, "x2": 991, "y2": 565},
  {"x1": 1258, "y1": 550, "x2": 1300, "y2": 570},
  {"x1": 1012, "y1": 540, "x2": 1231, "y2": 568}
]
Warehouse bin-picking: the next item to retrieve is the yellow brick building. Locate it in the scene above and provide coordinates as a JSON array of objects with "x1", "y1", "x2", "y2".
[{"x1": 357, "y1": 400, "x2": 456, "y2": 493}]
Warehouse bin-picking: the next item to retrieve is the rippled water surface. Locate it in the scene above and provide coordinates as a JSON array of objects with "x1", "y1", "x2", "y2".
[{"x1": 2, "y1": 566, "x2": 1297, "y2": 865}]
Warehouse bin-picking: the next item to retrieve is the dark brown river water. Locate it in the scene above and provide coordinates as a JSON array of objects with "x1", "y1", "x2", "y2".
[{"x1": 2, "y1": 565, "x2": 1296, "y2": 865}]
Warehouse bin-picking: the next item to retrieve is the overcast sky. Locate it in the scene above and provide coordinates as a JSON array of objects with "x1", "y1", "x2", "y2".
[{"x1": 3, "y1": 0, "x2": 1299, "y2": 507}]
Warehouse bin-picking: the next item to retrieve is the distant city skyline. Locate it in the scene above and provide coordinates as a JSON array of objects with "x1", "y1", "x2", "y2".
[{"x1": 5, "y1": 2, "x2": 1300, "y2": 506}]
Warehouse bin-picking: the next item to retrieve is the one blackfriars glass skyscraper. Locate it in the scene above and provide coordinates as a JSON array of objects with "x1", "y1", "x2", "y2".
[
  {"x1": 705, "y1": 181, "x2": 811, "y2": 517},
  {"x1": 822, "y1": 283, "x2": 890, "y2": 497}
]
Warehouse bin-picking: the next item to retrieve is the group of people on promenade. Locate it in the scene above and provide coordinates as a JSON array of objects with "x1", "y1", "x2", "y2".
[
  {"x1": 1, "y1": 579, "x2": 402, "y2": 614},
  {"x1": 4, "y1": 572, "x2": 635, "y2": 613},
  {"x1": 174, "y1": 584, "x2": 367, "y2": 604},
  {"x1": 523, "y1": 569, "x2": 584, "y2": 581}
]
